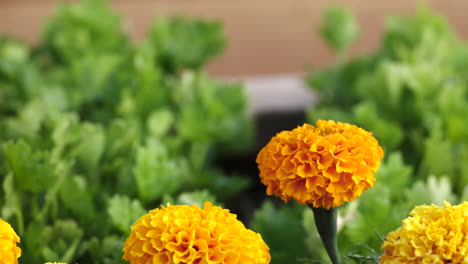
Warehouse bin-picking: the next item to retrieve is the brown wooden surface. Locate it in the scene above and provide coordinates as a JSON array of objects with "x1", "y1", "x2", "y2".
[{"x1": 1, "y1": 0, "x2": 468, "y2": 77}]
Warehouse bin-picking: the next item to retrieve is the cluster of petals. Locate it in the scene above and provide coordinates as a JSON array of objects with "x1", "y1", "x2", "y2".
[
  {"x1": 0, "y1": 218, "x2": 21, "y2": 264},
  {"x1": 123, "y1": 202, "x2": 271, "y2": 264},
  {"x1": 380, "y1": 201, "x2": 468, "y2": 263},
  {"x1": 256, "y1": 120, "x2": 383, "y2": 209}
]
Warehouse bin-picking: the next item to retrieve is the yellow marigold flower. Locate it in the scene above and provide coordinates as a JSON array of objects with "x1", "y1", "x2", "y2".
[
  {"x1": 256, "y1": 120, "x2": 383, "y2": 209},
  {"x1": 380, "y1": 201, "x2": 468, "y2": 264},
  {"x1": 0, "y1": 218, "x2": 21, "y2": 264},
  {"x1": 122, "y1": 202, "x2": 271, "y2": 264}
]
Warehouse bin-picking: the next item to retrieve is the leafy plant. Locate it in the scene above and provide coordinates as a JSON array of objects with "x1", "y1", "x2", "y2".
[
  {"x1": 306, "y1": 6, "x2": 468, "y2": 256},
  {"x1": 0, "y1": 0, "x2": 253, "y2": 263},
  {"x1": 251, "y1": 200, "x2": 311, "y2": 264}
]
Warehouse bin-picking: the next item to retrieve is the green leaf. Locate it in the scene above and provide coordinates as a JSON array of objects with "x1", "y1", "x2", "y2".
[
  {"x1": 382, "y1": 8, "x2": 454, "y2": 60},
  {"x1": 352, "y1": 102, "x2": 404, "y2": 150},
  {"x1": 174, "y1": 72, "x2": 253, "y2": 151},
  {"x1": 251, "y1": 201, "x2": 309, "y2": 264},
  {"x1": 3, "y1": 140, "x2": 57, "y2": 193},
  {"x1": 22, "y1": 221, "x2": 45, "y2": 263},
  {"x1": 189, "y1": 169, "x2": 251, "y2": 201},
  {"x1": 163, "y1": 190, "x2": 218, "y2": 208},
  {"x1": 107, "y1": 194, "x2": 146, "y2": 234},
  {"x1": 344, "y1": 244, "x2": 380, "y2": 264},
  {"x1": 80, "y1": 236, "x2": 126, "y2": 264},
  {"x1": 458, "y1": 146, "x2": 468, "y2": 194},
  {"x1": 23, "y1": 219, "x2": 83, "y2": 263},
  {"x1": 0, "y1": 37, "x2": 29, "y2": 74},
  {"x1": 418, "y1": 124, "x2": 455, "y2": 181},
  {"x1": 149, "y1": 16, "x2": 225, "y2": 71},
  {"x1": 59, "y1": 175, "x2": 96, "y2": 221},
  {"x1": 318, "y1": 7, "x2": 358, "y2": 54},
  {"x1": 1, "y1": 173, "x2": 24, "y2": 234},
  {"x1": 51, "y1": 114, "x2": 105, "y2": 178},
  {"x1": 41, "y1": 220, "x2": 83, "y2": 263},
  {"x1": 133, "y1": 139, "x2": 186, "y2": 202},
  {"x1": 341, "y1": 185, "x2": 392, "y2": 249},
  {"x1": 5, "y1": 100, "x2": 53, "y2": 142},
  {"x1": 404, "y1": 176, "x2": 455, "y2": 206},
  {"x1": 101, "y1": 118, "x2": 140, "y2": 195},
  {"x1": 41, "y1": 0, "x2": 127, "y2": 62},
  {"x1": 188, "y1": 142, "x2": 211, "y2": 171},
  {"x1": 146, "y1": 108, "x2": 174, "y2": 138},
  {"x1": 373, "y1": 152, "x2": 412, "y2": 200}
]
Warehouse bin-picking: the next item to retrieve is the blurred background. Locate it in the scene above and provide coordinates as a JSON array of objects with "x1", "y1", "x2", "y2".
[{"x1": 2, "y1": 0, "x2": 467, "y2": 114}]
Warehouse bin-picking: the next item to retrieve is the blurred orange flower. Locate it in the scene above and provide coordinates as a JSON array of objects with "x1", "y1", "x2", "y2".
[
  {"x1": 123, "y1": 202, "x2": 270, "y2": 264},
  {"x1": 380, "y1": 201, "x2": 468, "y2": 264},
  {"x1": 256, "y1": 120, "x2": 383, "y2": 209},
  {"x1": 0, "y1": 218, "x2": 21, "y2": 264}
]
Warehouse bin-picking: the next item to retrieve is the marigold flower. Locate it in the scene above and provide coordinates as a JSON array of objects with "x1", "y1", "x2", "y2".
[
  {"x1": 256, "y1": 120, "x2": 383, "y2": 209},
  {"x1": 122, "y1": 202, "x2": 270, "y2": 264},
  {"x1": 0, "y1": 218, "x2": 21, "y2": 264},
  {"x1": 380, "y1": 201, "x2": 468, "y2": 264}
]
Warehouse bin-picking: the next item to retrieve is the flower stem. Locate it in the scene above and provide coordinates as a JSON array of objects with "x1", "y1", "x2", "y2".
[{"x1": 310, "y1": 206, "x2": 341, "y2": 264}]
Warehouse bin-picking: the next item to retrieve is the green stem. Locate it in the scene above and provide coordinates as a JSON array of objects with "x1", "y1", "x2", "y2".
[{"x1": 310, "y1": 206, "x2": 341, "y2": 264}]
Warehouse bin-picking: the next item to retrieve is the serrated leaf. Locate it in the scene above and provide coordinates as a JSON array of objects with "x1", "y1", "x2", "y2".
[
  {"x1": 373, "y1": 152, "x2": 412, "y2": 200},
  {"x1": 107, "y1": 194, "x2": 146, "y2": 234},
  {"x1": 318, "y1": 7, "x2": 358, "y2": 54},
  {"x1": 52, "y1": 114, "x2": 105, "y2": 176},
  {"x1": 133, "y1": 139, "x2": 186, "y2": 202}
]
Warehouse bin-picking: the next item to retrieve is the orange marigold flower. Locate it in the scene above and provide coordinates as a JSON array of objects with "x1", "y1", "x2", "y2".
[
  {"x1": 380, "y1": 201, "x2": 468, "y2": 264},
  {"x1": 256, "y1": 120, "x2": 383, "y2": 209},
  {"x1": 0, "y1": 218, "x2": 21, "y2": 264},
  {"x1": 122, "y1": 202, "x2": 271, "y2": 264}
]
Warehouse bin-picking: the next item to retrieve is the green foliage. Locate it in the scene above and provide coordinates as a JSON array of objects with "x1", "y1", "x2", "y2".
[
  {"x1": 107, "y1": 195, "x2": 146, "y2": 234},
  {"x1": 3, "y1": 141, "x2": 57, "y2": 193},
  {"x1": 133, "y1": 139, "x2": 187, "y2": 203},
  {"x1": 0, "y1": 0, "x2": 253, "y2": 263},
  {"x1": 0, "y1": 37, "x2": 40, "y2": 115},
  {"x1": 308, "y1": 6, "x2": 468, "y2": 256},
  {"x1": 21, "y1": 219, "x2": 83, "y2": 263},
  {"x1": 251, "y1": 200, "x2": 310, "y2": 264},
  {"x1": 41, "y1": 0, "x2": 128, "y2": 63},
  {"x1": 163, "y1": 190, "x2": 218, "y2": 208},
  {"x1": 343, "y1": 244, "x2": 380, "y2": 264},
  {"x1": 149, "y1": 16, "x2": 225, "y2": 72},
  {"x1": 318, "y1": 7, "x2": 358, "y2": 54},
  {"x1": 80, "y1": 236, "x2": 126, "y2": 264}
]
